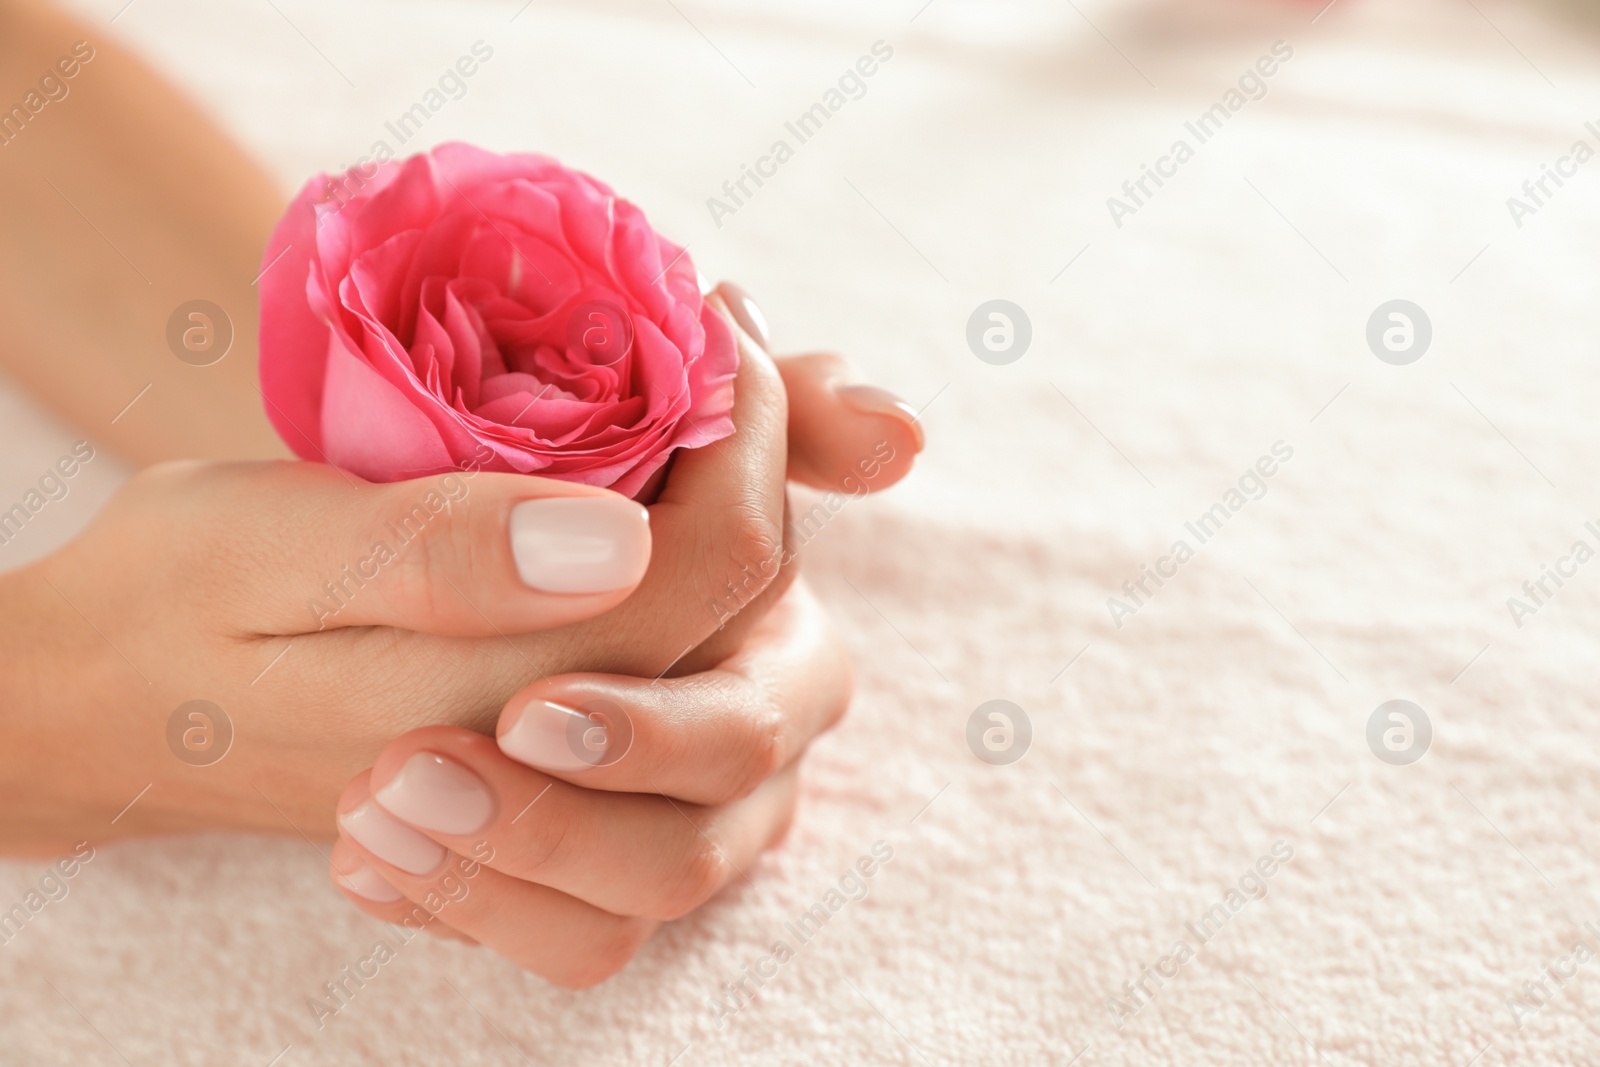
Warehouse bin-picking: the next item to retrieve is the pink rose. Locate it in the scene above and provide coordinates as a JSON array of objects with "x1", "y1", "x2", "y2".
[{"x1": 258, "y1": 142, "x2": 737, "y2": 498}]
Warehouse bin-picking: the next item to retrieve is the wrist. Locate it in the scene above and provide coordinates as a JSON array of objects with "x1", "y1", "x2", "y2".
[
  {"x1": 0, "y1": 564, "x2": 57, "y2": 850},
  {"x1": 0, "y1": 559, "x2": 121, "y2": 854}
]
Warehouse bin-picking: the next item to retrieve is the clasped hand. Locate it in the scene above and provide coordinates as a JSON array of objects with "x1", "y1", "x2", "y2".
[{"x1": 1, "y1": 287, "x2": 922, "y2": 986}]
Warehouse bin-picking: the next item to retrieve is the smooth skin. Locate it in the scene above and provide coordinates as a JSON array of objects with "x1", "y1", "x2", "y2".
[
  {"x1": 0, "y1": 299, "x2": 918, "y2": 853},
  {"x1": 331, "y1": 581, "x2": 849, "y2": 988},
  {"x1": 0, "y1": 0, "x2": 926, "y2": 982}
]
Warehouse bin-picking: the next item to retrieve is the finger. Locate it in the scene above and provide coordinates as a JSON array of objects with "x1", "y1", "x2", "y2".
[
  {"x1": 134, "y1": 461, "x2": 650, "y2": 637},
  {"x1": 344, "y1": 733, "x2": 800, "y2": 921},
  {"x1": 330, "y1": 828, "x2": 656, "y2": 988},
  {"x1": 579, "y1": 295, "x2": 792, "y2": 677},
  {"x1": 328, "y1": 836, "x2": 478, "y2": 945},
  {"x1": 777, "y1": 352, "x2": 922, "y2": 493},
  {"x1": 661, "y1": 293, "x2": 800, "y2": 676},
  {"x1": 665, "y1": 484, "x2": 797, "y2": 678},
  {"x1": 497, "y1": 578, "x2": 850, "y2": 804},
  {"x1": 713, "y1": 280, "x2": 922, "y2": 494}
]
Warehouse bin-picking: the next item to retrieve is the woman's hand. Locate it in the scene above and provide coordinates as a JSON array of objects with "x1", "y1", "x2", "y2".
[
  {"x1": 0, "y1": 458, "x2": 663, "y2": 852},
  {"x1": 0, "y1": 292, "x2": 922, "y2": 855},
  {"x1": 327, "y1": 577, "x2": 849, "y2": 987},
  {"x1": 0, "y1": 325, "x2": 787, "y2": 851},
  {"x1": 671, "y1": 284, "x2": 922, "y2": 673},
  {"x1": 714, "y1": 282, "x2": 923, "y2": 497},
  {"x1": 315, "y1": 289, "x2": 920, "y2": 987}
]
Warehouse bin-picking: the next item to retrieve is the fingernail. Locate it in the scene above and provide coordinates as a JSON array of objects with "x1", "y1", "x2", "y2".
[
  {"x1": 509, "y1": 497, "x2": 651, "y2": 594},
  {"x1": 499, "y1": 698, "x2": 606, "y2": 773},
  {"x1": 338, "y1": 800, "x2": 447, "y2": 875},
  {"x1": 835, "y1": 384, "x2": 926, "y2": 453},
  {"x1": 336, "y1": 864, "x2": 404, "y2": 903},
  {"x1": 717, "y1": 281, "x2": 770, "y2": 351},
  {"x1": 375, "y1": 752, "x2": 495, "y2": 836}
]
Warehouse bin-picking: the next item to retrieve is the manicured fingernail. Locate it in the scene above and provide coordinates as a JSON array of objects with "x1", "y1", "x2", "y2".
[
  {"x1": 336, "y1": 864, "x2": 404, "y2": 903},
  {"x1": 509, "y1": 497, "x2": 650, "y2": 594},
  {"x1": 375, "y1": 752, "x2": 495, "y2": 836},
  {"x1": 718, "y1": 281, "x2": 769, "y2": 351},
  {"x1": 338, "y1": 800, "x2": 447, "y2": 875},
  {"x1": 499, "y1": 698, "x2": 606, "y2": 773},
  {"x1": 835, "y1": 384, "x2": 925, "y2": 453}
]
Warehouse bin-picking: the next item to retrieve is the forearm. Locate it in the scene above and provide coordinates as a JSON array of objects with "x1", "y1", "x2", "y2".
[{"x1": 0, "y1": 0, "x2": 290, "y2": 465}]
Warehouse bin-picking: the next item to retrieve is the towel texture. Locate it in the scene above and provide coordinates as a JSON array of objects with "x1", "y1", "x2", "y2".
[{"x1": 4, "y1": 0, "x2": 1599, "y2": 1062}]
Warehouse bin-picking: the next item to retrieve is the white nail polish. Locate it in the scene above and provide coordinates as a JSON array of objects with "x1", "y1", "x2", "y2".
[
  {"x1": 499, "y1": 698, "x2": 607, "y2": 773},
  {"x1": 718, "y1": 282, "x2": 769, "y2": 351},
  {"x1": 375, "y1": 752, "x2": 495, "y2": 836},
  {"x1": 509, "y1": 497, "x2": 650, "y2": 594},
  {"x1": 336, "y1": 864, "x2": 404, "y2": 902},
  {"x1": 338, "y1": 800, "x2": 446, "y2": 876}
]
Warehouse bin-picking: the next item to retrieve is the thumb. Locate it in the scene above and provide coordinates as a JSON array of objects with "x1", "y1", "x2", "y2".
[
  {"x1": 711, "y1": 281, "x2": 923, "y2": 493},
  {"x1": 776, "y1": 351, "x2": 923, "y2": 493},
  {"x1": 190, "y1": 462, "x2": 651, "y2": 637}
]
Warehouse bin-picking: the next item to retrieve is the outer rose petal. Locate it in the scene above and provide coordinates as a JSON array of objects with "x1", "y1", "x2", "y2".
[
  {"x1": 258, "y1": 176, "x2": 332, "y2": 459},
  {"x1": 605, "y1": 308, "x2": 738, "y2": 499},
  {"x1": 345, "y1": 153, "x2": 444, "y2": 275},
  {"x1": 259, "y1": 142, "x2": 737, "y2": 495},
  {"x1": 675, "y1": 304, "x2": 739, "y2": 450},
  {"x1": 431, "y1": 142, "x2": 567, "y2": 195},
  {"x1": 321, "y1": 333, "x2": 454, "y2": 481}
]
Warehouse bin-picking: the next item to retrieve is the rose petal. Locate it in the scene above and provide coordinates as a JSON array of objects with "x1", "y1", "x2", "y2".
[
  {"x1": 258, "y1": 176, "x2": 333, "y2": 459},
  {"x1": 347, "y1": 153, "x2": 443, "y2": 269},
  {"x1": 260, "y1": 144, "x2": 739, "y2": 495},
  {"x1": 320, "y1": 332, "x2": 453, "y2": 481}
]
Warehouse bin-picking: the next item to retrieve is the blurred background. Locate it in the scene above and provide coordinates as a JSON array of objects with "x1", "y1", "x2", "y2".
[{"x1": 5, "y1": 0, "x2": 1600, "y2": 1063}]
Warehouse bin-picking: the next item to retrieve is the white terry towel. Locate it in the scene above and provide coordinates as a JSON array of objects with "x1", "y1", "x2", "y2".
[{"x1": 3, "y1": 0, "x2": 1600, "y2": 1062}]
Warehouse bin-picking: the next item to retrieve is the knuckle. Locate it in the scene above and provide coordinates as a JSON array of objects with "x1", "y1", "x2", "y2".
[
  {"x1": 377, "y1": 477, "x2": 497, "y2": 626},
  {"x1": 383, "y1": 494, "x2": 473, "y2": 613},
  {"x1": 796, "y1": 350, "x2": 852, "y2": 382},
  {"x1": 505, "y1": 808, "x2": 571, "y2": 876},
  {"x1": 555, "y1": 919, "x2": 652, "y2": 988},
  {"x1": 767, "y1": 788, "x2": 802, "y2": 850},
  {"x1": 718, "y1": 706, "x2": 787, "y2": 802},
  {"x1": 656, "y1": 841, "x2": 733, "y2": 920},
  {"x1": 707, "y1": 511, "x2": 787, "y2": 627},
  {"x1": 714, "y1": 505, "x2": 784, "y2": 605},
  {"x1": 825, "y1": 664, "x2": 854, "y2": 731},
  {"x1": 127, "y1": 457, "x2": 207, "y2": 493},
  {"x1": 119, "y1": 460, "x2": 226, "y2": 528},
  {"x1": 109, "y1": 461, "x2": 243, "y2": 586},
  {"x1": 385, "y1": 523, "x2": 447, "y2": 622}
]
